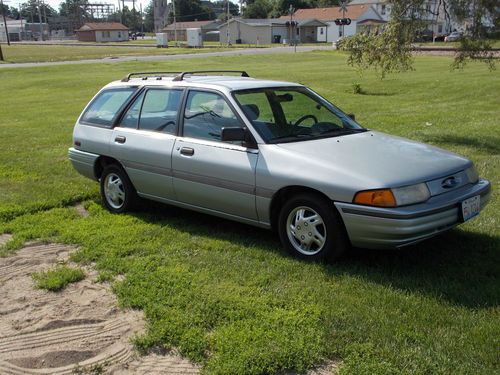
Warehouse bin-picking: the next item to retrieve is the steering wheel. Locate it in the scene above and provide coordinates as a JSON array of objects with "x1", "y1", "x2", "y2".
[{"x1": 294, "y1": 114, "x2": 318, "y2": 127}]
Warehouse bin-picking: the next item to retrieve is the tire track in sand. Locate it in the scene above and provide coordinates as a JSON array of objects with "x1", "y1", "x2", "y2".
[{"x1": 0, "y1": 236, "x2": 200, "y2": 374}]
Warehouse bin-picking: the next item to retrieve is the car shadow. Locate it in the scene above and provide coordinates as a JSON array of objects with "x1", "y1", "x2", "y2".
[
  {"x1": 331, "y1": 230, "x2": 499, "y2": 309},
  {"x1": 132, "y1": 200, "x2": 499, "y2": 310}
]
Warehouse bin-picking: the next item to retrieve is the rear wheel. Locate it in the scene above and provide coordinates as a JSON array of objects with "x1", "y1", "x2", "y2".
[
  {"x1": 100, "y1": 164, "x2": 138, "y2": 213},
  {"x1": 278, "y1": 193, "x2": 349, "y2": 261}
]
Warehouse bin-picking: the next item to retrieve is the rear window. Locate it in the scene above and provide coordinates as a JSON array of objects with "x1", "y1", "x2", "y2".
[{"x1": 80, "y1": 88, "x2": 136, "y2": 127}]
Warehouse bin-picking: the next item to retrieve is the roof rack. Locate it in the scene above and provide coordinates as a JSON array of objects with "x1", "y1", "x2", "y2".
[
  {"x1": 121, "y1": 72, "x2": 182, "y2": 82},
  {"x1": 172, "y1": 70, "x2": 250, "y2": 81}
]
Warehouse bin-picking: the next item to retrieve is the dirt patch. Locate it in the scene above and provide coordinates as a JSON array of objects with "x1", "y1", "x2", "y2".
[
  {"x1": 0, "y1": 242, "x2": 200, "y2": 374},
  {"x1": 74, "y1": 203, "x2": 90, "y2": 218}
]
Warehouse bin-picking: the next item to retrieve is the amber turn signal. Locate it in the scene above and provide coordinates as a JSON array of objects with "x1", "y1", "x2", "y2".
[{"x1": 353, "y1": 189, "x2": 397, "y2": 207}]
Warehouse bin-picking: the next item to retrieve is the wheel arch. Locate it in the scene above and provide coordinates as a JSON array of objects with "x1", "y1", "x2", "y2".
[
  {"x1": 94, "y1": 156, "x2": 124, "y2": 180},
  {"x1": 269, "y1": 185, "x2": 335, "y2": 231}
]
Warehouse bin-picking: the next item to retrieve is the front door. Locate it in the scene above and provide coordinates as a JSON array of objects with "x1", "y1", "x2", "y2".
[
  {"x1": 172, "y1": 89, "x2": 258, "y2": 220},
  {"x1": 317, "y1": 26, "x2": 327, "y2": 42}
]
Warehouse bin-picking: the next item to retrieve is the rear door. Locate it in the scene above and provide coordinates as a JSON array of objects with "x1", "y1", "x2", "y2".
[
  {"x1": 172, "y1": 89, "x2": 259, "y2": 220},
  {"x1": 110, "y1": 87, "x2": 183, "y2": 200}
]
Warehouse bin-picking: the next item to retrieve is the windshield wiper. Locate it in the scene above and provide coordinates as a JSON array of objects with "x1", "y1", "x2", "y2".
[
  {"x1": 319, "y1": 128, "x2": 367, "y2": 136},
  {"x1": 269, "y1": 134, "x2": 314, "y2": 143}
]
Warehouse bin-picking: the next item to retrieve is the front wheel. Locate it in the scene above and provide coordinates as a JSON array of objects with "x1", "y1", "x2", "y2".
[
  {"x1": 100, "y1": 164, "x2": 138, "y2": 213},
  {"x1": 278, "y1": 193, "x2": 349, "y2": 261}
]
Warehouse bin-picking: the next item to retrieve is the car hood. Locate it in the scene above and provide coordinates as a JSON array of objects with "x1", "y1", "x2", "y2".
[{"x1": 274, "y1": 131, "x2": 471, "y2": 188}]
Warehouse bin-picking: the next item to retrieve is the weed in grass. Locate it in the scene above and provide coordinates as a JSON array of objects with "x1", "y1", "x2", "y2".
[
  {"x1": 352, "y1": 82, "x2": 365, "y2": 94},
  {"x1": 32, "y1": 265, "x2": 85, "y2": 292},
  {"x1": 96, "y1": 270, "x2": 114, "y2": 283}
]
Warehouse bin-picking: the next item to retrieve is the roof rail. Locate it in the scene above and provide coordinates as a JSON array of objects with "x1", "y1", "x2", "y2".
[
  {"x1": 121, "y1": 72, "x2": 182, "y2": 82},
  {"x1": 172, "y1": 70, "x2": 250, "y2": 81}
]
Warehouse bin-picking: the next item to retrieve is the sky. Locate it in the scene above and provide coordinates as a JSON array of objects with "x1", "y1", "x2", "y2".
[{"x1": 7, "y1": 0, "x2": 152, "y2": 13}]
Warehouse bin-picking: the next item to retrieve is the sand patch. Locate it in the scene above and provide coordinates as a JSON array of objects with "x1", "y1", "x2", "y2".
[{"x1": 0, "y1": 242, "x2": 200, "y2": 374}]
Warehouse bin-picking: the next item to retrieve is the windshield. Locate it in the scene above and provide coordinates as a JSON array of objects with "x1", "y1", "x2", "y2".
[{"x1": 233, "y1": 87, "x2": 366, "y2": 143}]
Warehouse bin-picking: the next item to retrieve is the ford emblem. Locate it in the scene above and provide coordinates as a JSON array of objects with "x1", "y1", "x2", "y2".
[{"x1": 442, "y1": 176, "x2": 459, "y2": 189}]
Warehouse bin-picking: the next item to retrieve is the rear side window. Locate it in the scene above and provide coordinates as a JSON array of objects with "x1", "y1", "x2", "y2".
[
  {"x1": 139, "y1": 89, "x2": 183, "y2": 133},
  {"x1": 80, "y1": 88, "x2": 136, "y2": 127}
]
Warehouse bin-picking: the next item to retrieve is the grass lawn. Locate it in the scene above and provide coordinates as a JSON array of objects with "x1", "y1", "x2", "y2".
[
  {"x1": 0, "y1": 43, "x2": 229, "y2": 63},
  {"x1": 0, "y1": 52, "x2": 498, "y2": 374}
]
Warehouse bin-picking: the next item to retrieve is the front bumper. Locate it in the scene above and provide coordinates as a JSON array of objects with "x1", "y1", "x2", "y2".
[{"x1": 334, "y1": 179, "x2": 491, "y2": 249}]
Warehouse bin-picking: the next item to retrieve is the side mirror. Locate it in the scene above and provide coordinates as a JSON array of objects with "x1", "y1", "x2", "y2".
[
  {"x1": 221, "y1": 127, "x2": 256, "y2": 148},
  {"x1": 221, "y1": 127, "x2": 247, "y2": 142},
  {"x1": 347, "y1": 113, "x2": 355, "y2": 121}
]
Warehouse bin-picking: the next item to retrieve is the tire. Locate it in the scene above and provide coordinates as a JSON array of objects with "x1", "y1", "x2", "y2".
[
  {"x1": 100, "y1": 164, "x2": 138, "y2": 213},
  {"x1": 278, "y1": 193, "x2": 349, "y2": 262}
]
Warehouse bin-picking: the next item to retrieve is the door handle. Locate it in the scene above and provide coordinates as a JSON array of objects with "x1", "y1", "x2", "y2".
[
  {"x1": 180, "y1": 147, "x2": 194, "y2": 156},
  {"x1": 115, "y1": 136, "x2": 126, "y2": 144}
]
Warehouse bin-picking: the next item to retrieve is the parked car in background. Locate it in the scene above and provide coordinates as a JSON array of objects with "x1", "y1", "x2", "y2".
[
  {"x1": 445, "y1": 31, "x2": 462, "y2": 42},
  {"x1": 69, "y1": 71, "x2": 491, "y2": 261}
]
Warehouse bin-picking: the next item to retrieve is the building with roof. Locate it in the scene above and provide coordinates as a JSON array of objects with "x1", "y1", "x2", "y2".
[
  {"x1": 162, "y1": 20, "x2": 221, "y2": 42},
  {"x1": 75, "y1": 22, "x2": 128, "y2": 42},
  {"x1": 0, "y1": 18, "x2": 50, "y2": 42},
  {"x1": 219, "y1": 18, "x2": 328, "y2": 44},
  {"x1": 349, "y1": 0, "x2": 458, "y2": 37},
  {"x1": 285, "y1": 4, "x2": 385, "y2": 42},
  {"x1": 349, "y1": 0, "x2": 391, "y2": 21}
]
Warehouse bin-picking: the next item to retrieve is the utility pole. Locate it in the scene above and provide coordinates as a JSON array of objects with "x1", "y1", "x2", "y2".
[
  {"x1": 226, "y1": 0, "x2": 230, "y2": 46},
  {"x1": 172, "y1": 0, "x2": 177, "y2": 46},
  {"x1": 339, "y1": 0, "x2": 347, "y2": 38},
  {"x1": 1, "y1": 0, "x2": 10, "y2": 45},
  {"x1": 38, "y1": 0, "x2": 43, "y2": 41}
]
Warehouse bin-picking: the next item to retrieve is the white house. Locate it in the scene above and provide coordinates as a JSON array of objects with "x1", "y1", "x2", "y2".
[
  {"x1": 219, "y1": 18, "x2": 328, "y2": 44},
  {"x1": 349, "y1": 0, "x2": 458, "y2": 36},
  {"x1": 287, "y1": 4, "x2": 385, "y2": 42}
]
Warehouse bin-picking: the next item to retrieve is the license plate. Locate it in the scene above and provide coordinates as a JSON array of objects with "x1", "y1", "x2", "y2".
[{"x1": 461, "y1": 195, "x2": 480, "y2": 222}]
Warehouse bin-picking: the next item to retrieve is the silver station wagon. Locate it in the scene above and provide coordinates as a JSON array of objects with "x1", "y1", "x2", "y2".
[{"x1": 69, "y1": 70, "x2": 491, "y2": 261}]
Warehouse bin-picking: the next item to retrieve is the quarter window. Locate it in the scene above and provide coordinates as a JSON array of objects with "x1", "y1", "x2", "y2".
[
  {"x1": 120, "y1": 92, "x2": 145, "y2": 129},
  {"x1": 183, "y1": 91, "x2": 241, "y2": 141},
  {"x1": 81, "y1": 88, "x2": 136, "y2": 127}
]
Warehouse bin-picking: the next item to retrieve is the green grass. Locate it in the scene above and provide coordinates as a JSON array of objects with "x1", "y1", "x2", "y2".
[
  {"x1": 0, "y1": 52, "x2": 499, "y2": 374},
  {"x1": 0, "y1": 44, "x2": 229, "y2": 63},
  {"x1": 32, "y1": 265, "x2": 85, "y2": 291}
]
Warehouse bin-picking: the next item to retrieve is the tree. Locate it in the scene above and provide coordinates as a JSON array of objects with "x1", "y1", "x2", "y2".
[
  {"x1": 269, "y1": 0, "x2": 311, "y2": 18},
  {"x1": 213, "y1": 1, "x2": 239, "y2": 22},
  {"x1": 169, "y1": 0, "x2": 214, "y2": 23},
  {"x1": 338, "y1": 0, "x2": 497, "y2": 78},
  {"x1": 143, "y1": 1, "x2": 154, "y2": 32},
  {"x1": 1, "y1": 4, "x2": 20, "y2": 19},
  {"x1": 241, "y1": 0, "x2": 272, "y2": 19},
  {"x1": 20, "y1": 0, "x2": 57, "y2": 21}
]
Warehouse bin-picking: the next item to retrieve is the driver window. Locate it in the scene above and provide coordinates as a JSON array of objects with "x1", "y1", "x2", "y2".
[{"x1": 183, "y1": 90, "x2": 242, "y2": 142}]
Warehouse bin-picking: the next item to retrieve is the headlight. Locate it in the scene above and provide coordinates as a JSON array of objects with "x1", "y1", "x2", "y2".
[
  {"x1": 465, "y1": 165, "x2": 479, "y2": 184},
  {"x1": 353, "y1": 183, "x2": 430, "y2": 207},
  {"x1": 391, "y1": 183, "x2": 430, "y2": 206}
]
